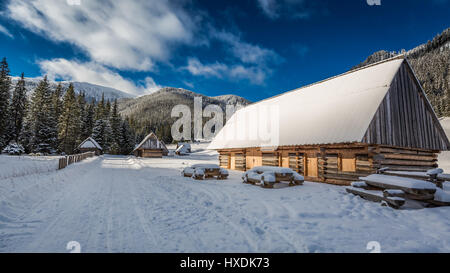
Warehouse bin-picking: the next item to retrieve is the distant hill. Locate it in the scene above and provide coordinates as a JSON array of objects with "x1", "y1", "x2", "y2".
[
  {"x1": 118, "y1": 87, "x2": 251, "y2": 141},
  {"x1": 353, "y1": 27, "x2": 450, "y2": 117},
  {"x1": 11, "y1": 77, "x2": 133, "y2": 102}
]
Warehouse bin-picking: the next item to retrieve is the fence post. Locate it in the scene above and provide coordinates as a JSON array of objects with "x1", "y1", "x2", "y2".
[{"x1": 58, "y1": 151, "x2": 97, "y2": 170}]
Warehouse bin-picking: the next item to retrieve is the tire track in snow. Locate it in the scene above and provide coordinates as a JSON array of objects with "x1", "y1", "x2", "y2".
[
  {"x1": 105, "y1": 179, "x2": 114, "y2": 253},
  {"x1": 7, "y1": 158, "x2": 104, "y2": 252},
  {"x1": 129, "y1": 169, "x2": 210, "y2": 252},
  {"x1": 189, "y1": 180, "x2": 309, "y2": 252},
  {"x1": 159, "y1": 178, "x2": 260, "y2": 252},
  {"x1": 127, "y1": 177, "x2": 159, "y2": 250}
]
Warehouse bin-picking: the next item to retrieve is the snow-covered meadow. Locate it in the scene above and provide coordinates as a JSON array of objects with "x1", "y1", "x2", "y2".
[
  {"x1": 0, "y1": 155, "x2": 61, "y2": 181},
  {"x1": 1, "y1": 142, "x2": 450, "y2": 253}
]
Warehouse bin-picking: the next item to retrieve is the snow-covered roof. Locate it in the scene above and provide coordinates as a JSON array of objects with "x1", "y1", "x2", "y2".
[
  {"x1": 209, "y1": 57, "x2": 405, "y2": 150},
  {"x1": 78, "y1": 137, "x2": 102, "y2": 150},
  {"x1": 133, "y1": 132, "x2": 167, "y2": 152},
  {"x1": 175, "y1": 144, "x2": 190, "y2": 154}
]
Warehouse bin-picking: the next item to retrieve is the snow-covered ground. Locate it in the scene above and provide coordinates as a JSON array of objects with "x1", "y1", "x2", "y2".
[
  {"x1": 0, "y1": 155, "x2": 61, "y2": 181},
  {"x1": 1, "y1": 143, "x2": 450, "y2": 253}
]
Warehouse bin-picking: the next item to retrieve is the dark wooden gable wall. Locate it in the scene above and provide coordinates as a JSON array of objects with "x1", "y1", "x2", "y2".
[
  {"x1": 362, "y1": 60, "x2": 450, "y2": 151},
  {"x1": 140, "y1": 134, "x2": 161, "y2": 149}
]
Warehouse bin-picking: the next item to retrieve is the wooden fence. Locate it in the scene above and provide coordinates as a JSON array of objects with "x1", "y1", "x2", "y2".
[{"x1": 58, "y1": 152, "x2": 96, "y2": 170}]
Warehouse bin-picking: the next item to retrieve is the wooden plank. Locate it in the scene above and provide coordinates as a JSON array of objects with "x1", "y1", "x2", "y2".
[
  {"x1": 382, "y1": 153, "x2": 437, "y2": 161},
  {"x1": 385, "y1": 91, "x2": 393, "y2": 145},
  {"x1": 377, "y1": 165, "x2": 433, "y2": 172},
  {"x1": 346, "y1": 187, "x2": 405, "y2": 209},
  {"x1": 383, "y1": 189, "x2": 406, "y2": 198},
  {"x1": 401, "y1": 65, "x2": 412, "y2": 148},
  {"x1": 374, "y1": 159, "x2": 437, "y2": 167},
  {"x1": 379, "y1": 147, "x2": 435, "y2": 156}
]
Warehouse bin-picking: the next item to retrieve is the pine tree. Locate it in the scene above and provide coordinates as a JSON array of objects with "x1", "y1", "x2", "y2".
[
  {"x1": 81, "y1": 100, "x2": 95, "y2": 140},
  {"x1": 20, "y1": 115, "x2": 33, "y2": 153},
  {"x1": 0, "y1": 57, "x2": 11, "y2": 148},
  {"x1": 26, "y1": 77, "x2": 58, "y2": 154},
  {"x1": 95, "y1": 93, "x2": 105, "y2": 120},
  {"x1": 119, "y1": 118, "x2": 135, "y2": 155},
  {"x1": 9, "y1": 73, "x2": 28, "y2": 142},
  {"x1": 109, "y1": 99, "x2": 121, "y2": 154},
  {"x1": 104, "y1": 99, "x2": 111, "y2": 119},
  {"x1": 58, "y1": 84, "x2": 80, "y2": 154},
  {"x1": 52, "y1": 83, "x2": 63, "y2": 122},
  {"x1": 76, "y1": 92, "x2": 86, "y2": 143},
  {"x1": 445, "y1": 90, "x2": 450, "y2": 117},
  {"x1": 91, "y1": 118, "x2": 112, "y2": 152}
]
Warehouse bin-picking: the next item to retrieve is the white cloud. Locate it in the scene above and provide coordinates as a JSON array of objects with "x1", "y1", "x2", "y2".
[
  {"x1": 6, "y1": 0, "x2": 284, "y2": 88},
  {"x1": 183, "y1": 58, "x2": 268, "y2": 85},
  {"x1": 0, "y1": 24, "x2": 13, "y2": 38},
  {"x1": 39, "y1": 58, "x2": 161, "y2": 95},
  {"x1": 257, "y1": 0, "x2": 310, "y2": 20},
  {"x1": 6, "y1": 0, "x2": 195, "y2": 71},
  {"x1": 184, "y1": 58, "x2": 228, "y2": 78},
  {"x1": 212, "y1": 31, "x2": 282, "y2": 65},
  {"x1": 183, "y1": 30, "x2": 281, "y2": 85}
]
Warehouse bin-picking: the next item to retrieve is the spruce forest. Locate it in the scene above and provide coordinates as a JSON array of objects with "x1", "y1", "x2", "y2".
[{"x1": 0, "y1": 58, "x2": 135, "y2": 155}]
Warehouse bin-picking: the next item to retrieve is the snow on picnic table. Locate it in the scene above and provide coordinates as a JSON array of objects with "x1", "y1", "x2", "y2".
[
  {"x1": 1, "y1": 148, "x2": 450, "y2": 253},
  {"x1": 361, "y1": 174, "x2": 437, "y2": 190}
]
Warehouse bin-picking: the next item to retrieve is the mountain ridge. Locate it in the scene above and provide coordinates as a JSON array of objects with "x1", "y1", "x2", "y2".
[
  {"x1": 353, "y1": 27, "x2": 450, "y2": 117},
  {"x1": 11, "y1": 77, "x2": 134, "y2": 102},
  {"x1": 118, "y1": 87, "x2": 251, "y2": 141}
]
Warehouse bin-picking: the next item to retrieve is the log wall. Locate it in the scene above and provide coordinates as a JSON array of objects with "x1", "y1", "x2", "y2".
[{"x1": 218, "y1": 144, "x2": 440, "y2": 186}]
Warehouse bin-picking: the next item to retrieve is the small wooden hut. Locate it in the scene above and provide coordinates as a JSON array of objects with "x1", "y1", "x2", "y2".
[
  {"x1": 77, "y1": 137, "x2": 103, "y2": 155},
  {"x1": 133, "y1": 132, "x2": 168, "y2": 158},
  {"x1": 209, "y1": 56, "x2": 450, "y2": 185}
]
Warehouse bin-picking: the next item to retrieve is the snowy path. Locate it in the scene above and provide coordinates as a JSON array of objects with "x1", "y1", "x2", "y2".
[{"x1": 2, "y1": 154, "x2": 450, "y2": 253}]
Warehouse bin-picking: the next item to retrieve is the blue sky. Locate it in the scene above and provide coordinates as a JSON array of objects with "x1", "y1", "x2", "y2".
[{"x1": 0, "y1": 0, "x2": 449, "y2": 101}]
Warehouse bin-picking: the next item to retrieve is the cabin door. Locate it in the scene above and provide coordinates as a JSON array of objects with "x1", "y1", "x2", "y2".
[
  {"x1": 230, "y1": 154, "x2": 236, "y2": 170},
  {"x1": 246, "y1": 150, "x2": 255, "y2": 170},
  {"x1": 281, "y1": 152, "x2": 290, "y2": 168},
  {"x1": 305, "y1": 155, "x2": 318, "y2": 178}
]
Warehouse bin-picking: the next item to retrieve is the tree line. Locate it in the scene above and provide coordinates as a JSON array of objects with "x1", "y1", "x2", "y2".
[{"x1": 0, "y1": 58, "x2": 135, "y2": 155}]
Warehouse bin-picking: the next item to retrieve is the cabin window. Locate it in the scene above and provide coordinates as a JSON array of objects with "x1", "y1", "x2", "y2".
[{"x1": 339, "y1": 155, "x2": 356, "y2": 172}]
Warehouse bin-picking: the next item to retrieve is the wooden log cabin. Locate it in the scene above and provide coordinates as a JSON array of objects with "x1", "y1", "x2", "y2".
[
  {"x1": 208, "y1": 56, "x2": 450, "y2": 185},
  {"x1": 133, "y1": 132, "x2": 169, "y2": 158},
  {"x1": 77, "y1": 137, "x2": 103, "y2": 155}
]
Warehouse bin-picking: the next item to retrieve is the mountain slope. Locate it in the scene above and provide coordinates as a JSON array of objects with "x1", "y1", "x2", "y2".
[
  {"x1": 118, "y1": 87, "x2": 251, "y2": 140},
  {"x1": 353, "y1": 27, "x2": 450, "y2": 117},
  {"x1": 11, "y1": 77, "x2": 133, "y2": 102}
]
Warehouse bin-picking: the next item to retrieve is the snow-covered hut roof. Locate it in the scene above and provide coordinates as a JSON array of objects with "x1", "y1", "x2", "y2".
[
  {"x1": 78, "y1": 137, "x2": 102, "y2": 150},
  {"x1": 133, "y1": 132, "x2": 165, "y2": 152},
  {"x1": 209, "y1": 56, "x2": 449, "y2": 150}
]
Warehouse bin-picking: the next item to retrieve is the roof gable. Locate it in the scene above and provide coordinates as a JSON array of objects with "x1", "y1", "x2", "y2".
[
  {"x1": 362, "y1": 60, "x2": 450, "y2": 150},
  {"x1": 78, "y1": 137, "x2": 102, "y2": 150},
  {"x1": 133, "y1": 132, "x2": 165, "y2": 151}
]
